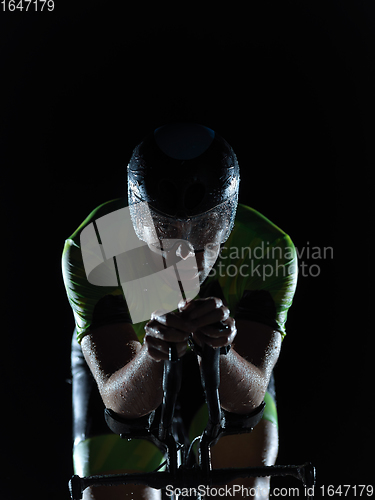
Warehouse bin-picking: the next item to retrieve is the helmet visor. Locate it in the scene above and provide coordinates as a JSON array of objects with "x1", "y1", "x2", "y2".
[{"x1": 128, "y1": 191, "x2": 238, "y2": 252}]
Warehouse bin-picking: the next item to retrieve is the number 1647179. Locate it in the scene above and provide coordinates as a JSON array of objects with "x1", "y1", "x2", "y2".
[{"x1": 1, "y1": 0, "x2": 55, "y2": 11}]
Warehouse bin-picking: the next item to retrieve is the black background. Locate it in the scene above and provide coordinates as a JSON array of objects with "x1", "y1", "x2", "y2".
[{"x1": 1, "y1": 2, "x2": 371, "y2": 499}]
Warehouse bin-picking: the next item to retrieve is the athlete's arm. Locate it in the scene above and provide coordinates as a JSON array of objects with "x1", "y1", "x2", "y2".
[
  {"x1": 140, "y1": 297, "x2": 280, "y2": 415},
  {"x1": 216, "y1": 319, "x2": 281, "y2": 414},
  {"x1": 182, "y1": 301, "x2": 281, "y2": 414},
  {"x1": 81, "y1": 323, "x2": 166, "y2": 419}
]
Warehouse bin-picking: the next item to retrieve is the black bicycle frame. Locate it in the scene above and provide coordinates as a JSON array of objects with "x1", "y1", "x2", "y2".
[{"x1": 69, "y1": 344, "x2": 316, "y2": 499}]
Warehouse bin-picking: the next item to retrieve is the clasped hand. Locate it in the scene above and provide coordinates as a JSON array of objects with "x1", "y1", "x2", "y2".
[{"x1": 144, "y1": 297, "x2": 237, "y2": 361}]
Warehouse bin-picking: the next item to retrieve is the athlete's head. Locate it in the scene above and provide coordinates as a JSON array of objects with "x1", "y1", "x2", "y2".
[{"x1": 127, "y1": 123, "x2": 240, "y2": 283}]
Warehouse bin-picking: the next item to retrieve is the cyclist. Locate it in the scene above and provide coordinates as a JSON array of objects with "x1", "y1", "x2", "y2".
[{"x1": 62, "y1": 123, "x2": 298, "y2": 500}]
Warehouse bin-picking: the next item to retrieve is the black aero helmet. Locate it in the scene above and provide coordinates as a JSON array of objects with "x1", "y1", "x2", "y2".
[
  {"x1": 127, "y1": 123, "x2": 240, "y2": 217},
  {"x1": 128, "y1": 123, "x2": 240, "y2": 251}
]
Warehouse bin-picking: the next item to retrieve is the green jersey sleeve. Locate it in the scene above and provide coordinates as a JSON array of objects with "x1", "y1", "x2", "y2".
[
  {"x1": 62, "y1": 199, "x2": 131, "y2": 344},
  {"x1": 212, "y1": 204, "x2": 298, "y2": 339}
]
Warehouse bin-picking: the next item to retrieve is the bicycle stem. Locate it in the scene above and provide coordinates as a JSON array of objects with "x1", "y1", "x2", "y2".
[
  {"x1": 159, "y1": 344, "x2": 182, "y2": 475},
  {"x1": 159, "y1": 342, "x2": 222, "y2": 476},
  {"x1": 198, "y1": 344, "x2": 222, "y2": 475}
]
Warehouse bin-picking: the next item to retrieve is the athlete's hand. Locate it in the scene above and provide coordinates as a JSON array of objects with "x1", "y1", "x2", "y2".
[
  {"x1": 144, "y1": 297, "x2": 236, "y2": 361},
  {"x1": 144, "y1": 309, "x2": 191, "y2": 361},
  {"x1": 178, "y1": 297, "x2": 237, "y2": 351}
]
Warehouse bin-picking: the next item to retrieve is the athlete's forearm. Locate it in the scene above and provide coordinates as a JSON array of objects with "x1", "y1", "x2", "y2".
[
  {"x1": 217, "y1": 349, "x2": 269, "y2": 414},
  {"x1": 101, "y1": 344, "x2": 164, "y2": 419}
]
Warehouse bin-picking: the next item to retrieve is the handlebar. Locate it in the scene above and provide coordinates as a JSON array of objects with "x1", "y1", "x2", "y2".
[{"x1": 70, "y1": 462, "x2": 316, "y2": 497}]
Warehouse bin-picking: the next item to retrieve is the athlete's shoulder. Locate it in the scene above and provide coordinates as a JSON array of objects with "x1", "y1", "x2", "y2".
[
  {"x1": 233, "y1": 203, "x2": 288, "y2": 242},
  {"x1": 67, "y1": 198, "x2": 127, "y2": 245}
]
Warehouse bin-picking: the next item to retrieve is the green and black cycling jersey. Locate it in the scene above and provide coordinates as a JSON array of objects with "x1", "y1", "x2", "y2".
[{"x1": 62, "y1": 198, "x2": 298, "y2": 345}]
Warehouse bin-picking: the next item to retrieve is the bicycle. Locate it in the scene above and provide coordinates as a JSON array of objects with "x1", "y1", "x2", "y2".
[{"x1": 69, "y1": 341, "x2": 316, "y2": 499}]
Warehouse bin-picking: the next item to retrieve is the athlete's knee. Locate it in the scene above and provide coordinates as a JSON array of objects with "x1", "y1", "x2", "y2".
[
  {"x1": 211, "y1": 419, "x2": 279, "y2": 469},
  {"x1": 209, "y1": 419, "x2": 278, "y2": 499}
]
